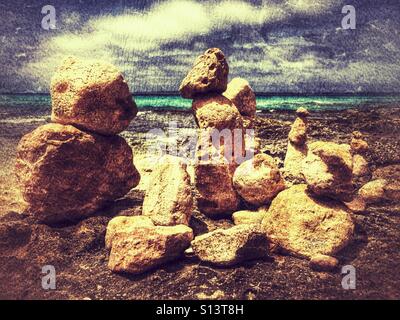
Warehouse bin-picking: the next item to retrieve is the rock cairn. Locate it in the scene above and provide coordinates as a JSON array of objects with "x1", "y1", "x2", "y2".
[{"x1": 15, "y1": 57, "x2": 140, "y2": 224}]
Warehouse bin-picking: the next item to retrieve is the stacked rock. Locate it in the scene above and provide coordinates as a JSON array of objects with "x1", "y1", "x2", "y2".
[
  {"x1": 283, "y1": 107, "x2": 310, "y2": 182},
  {"x1": 179, "y1": 48, "x2": 245, "y2": 216},
  {"x1": 15, "y1": 57, "x2": 140, "y2": 224},
  {"x1": 106, "y1": 154, "x2": 195, "y2": 274}
]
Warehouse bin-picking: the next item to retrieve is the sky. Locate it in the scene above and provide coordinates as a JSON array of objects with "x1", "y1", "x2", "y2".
[{"x1": 0, "y1": 0, "x2": 400, "y2": 94}]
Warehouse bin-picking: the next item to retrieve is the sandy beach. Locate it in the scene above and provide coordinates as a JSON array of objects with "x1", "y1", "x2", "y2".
[{"x1": 1, "y1": 104, "x2": 400, "y2": 299}]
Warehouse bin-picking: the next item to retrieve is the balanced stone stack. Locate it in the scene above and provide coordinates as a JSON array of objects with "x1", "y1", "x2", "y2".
[
  {"x1": 179, "y1": 48, "x2": 260, "y2": 216},
  {"x1": 283, "y1": 107, "x2": 310, "y2": 182},
  {"x1": 15, "y1": 57, "x2": 140, "y2": 224}
]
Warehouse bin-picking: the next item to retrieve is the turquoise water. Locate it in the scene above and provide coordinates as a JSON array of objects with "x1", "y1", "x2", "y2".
[{"x1": 1, "y1": 94, "x2": 400, "y2": 111}]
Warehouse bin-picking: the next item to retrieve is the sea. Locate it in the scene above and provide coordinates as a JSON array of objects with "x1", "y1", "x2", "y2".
[{"x1": 1, "y1": 94, "x2": 400, "y2": 112}]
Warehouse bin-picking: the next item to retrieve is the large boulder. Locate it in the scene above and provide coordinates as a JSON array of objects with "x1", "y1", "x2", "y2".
[
  {"x1": 303, "y1": 141, "x2": 354, "y2": 200},
  {"x1": 192, "y1": 94, "x2": 243, "y2": 130},
  {"x1": 106, "y1": 216, "x2": 193, "y2": 274},
  {"x1": 179, "y1": 48, "x2": 229, "y2": 99},
  {"x1": 51, "y1": 57, "x2": 137, "y2": 135},
  {"x1": 142, "y1": 156, "x2": 193, "y2": 226},
  {"x1": 262, "y1": 184, "x2": 354, "y2": 259},
  {"x1": 15, "y1": 123, "x2": 140, "y2": 224},
  {"x1": 223, "y1": 78, "x2": 256, "y2": 117},
  {"x1": 233, "y1": 154, "x2": 285, "y2": 206},
  {"x1": 191, "y1": 224, "x2": 270, "y2": 266}
]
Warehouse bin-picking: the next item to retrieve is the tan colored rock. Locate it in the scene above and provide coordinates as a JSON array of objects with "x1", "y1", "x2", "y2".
[
  {"x1": 351, "y1": 131, "x2": 369, "y2": 154},
  {"x1": 142, "y1": 156, "x2": 193, "y2": 226},
  {"x1": 283, "y1": 108, "x2": 309, "y2": 181},
  {"x1": 107, "y1": 218, "x2": 193, "y2": 274},
  {"x1": 283, "y1": 142, "x2": 308, "y2": 181},
  {"x1": 15, "y1": 124, "x2": 140, "y2": 224},
  {"x1": 192, "y1": 94, "x2": 243, "y2": 130},
  {"x1": 191, "y1": 224, "x2": 270, "y2": 266},
  {"x1": 309, "y1": 254, "x2": 339, "y2": 272},
  {"x1": 179, "y1": 48, "x2": 229, "y2": 99},
  {"x1": 288, "y1": 117, "x2": 307, "y2": 146},
  {"x1": 358, "y1": 179, "x2": 400, "y2": 204},
  {"x1": 105, "y1": 216, "x2": 153, "y2": 249},
  {"x1": 51, "y1": 57, "x2": 137, "y2": 135},
  {"x1": 233, "y1": 154, "x2": 285, "y2": 206},
  {"x1": 353, "y1": 154, "x2": 369, "y2": 177},
  {"x1": 303, "y1": 141, "x2": 353, "y2": 200},
  {"x1": 194, "y1": 131, "x2": 240, "y2": 216},
  {"x1": 262, "y1": 184, "x2": 354, "y2": 259},
  {"x1": 296, "y1": 107, "x2": 310, "y2": 118},
  {"x1": 223, "y1": 77, "x2": 256, "y2": 117},
  {"x1": 232, "y1": 207, "x2": 268, "y2": 225}
]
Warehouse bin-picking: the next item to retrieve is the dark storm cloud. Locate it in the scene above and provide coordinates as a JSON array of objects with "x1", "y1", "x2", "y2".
[{"x1": 0, "y1": 0, "x2": 399, "y2": 93}]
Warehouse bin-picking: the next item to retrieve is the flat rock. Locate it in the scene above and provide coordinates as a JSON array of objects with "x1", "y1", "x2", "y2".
[
  {"x1": 179, "y1": 48, "x2": 229, "y2": 99},
  {"x1": 51, "y1": 57, "x2": 137, "y2": 135},
  {"x1": 303, "y1": 141, "x2": 353, "y2": 200},
  {"x1": 262, "y1": 184, "x2": 354, "y2": 259},
  {"x1": 233, "y1": 154, "x2": 285, "y2": 206},
  {"x1": 191, "y1": 224, "x2": 270, "y2": 266},
  {"x1": 15, "y1": 123, "x2": 140, "y2": 224},
  {"x1": 223, "y1": 78, "x2": 256, "y2": 117},
  {"x1": 106, "y1": 216, "x2": 193, "y2": 274},
  {"x1": 142, "y1": 156, "x2": 193, "y2": 226}
]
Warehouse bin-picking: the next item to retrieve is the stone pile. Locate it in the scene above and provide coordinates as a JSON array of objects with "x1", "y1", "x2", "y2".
[{"x1": 15, "y1": 57, "x2": 140, "y2": 224}]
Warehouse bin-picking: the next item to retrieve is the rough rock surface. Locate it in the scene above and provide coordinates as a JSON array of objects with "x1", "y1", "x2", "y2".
[
  {"x1": 105, "y1": 216, "x2": 153, "y2": 249},
  {"x1": 309, "y1": 254, "x2": 339, "y2": 272},
  {"x1": 262, "y1": 184, "x2": 354, "y2": 259},
  {"x1": 288, "y1": 117, "x2": 307, "y2": 146},
  {"x1": 232, "y1": 207, "x2": 268, "y2": 225},
  {"x1": 223, "y1": 78, "x2": 256, "y2": 117},
  {"x1": 142, "y1": 156, "x2": 193, "y2": 226},
  {"x1": 353, "y1": 154, "x2": 370, "y2": 177},
  {"x1": 283, "y1": 143, "x2": 308, "y2": 182},
  {"x1": 358, "y1": 179, "x2": 400, "y2": 204},
  {"x1": 303, "y1": 141, "x2": 353, "y2": 200},
  {"x1": 191, "y1": 224, "x2": 270, "y2": 266},
  {"x1": 194, "y1": 132, "x2": 240, "y2": 216},
  {"x1": 192, "y1": 94, "x2": 243, "y2": 130},
  {"x1": 179, "y1": 48, "x2": 229, "y2": 99},
  {"x1": 51, "y1": 57, "x2": 137, "y2": 135},
  {"x1": 15, "y1": 123, "x2": 140, "y2": 224},
  {"x1": 351, "y1": 131, "x2": 369, "y2": 154},
  {"x1": 283, "y1": 108, "x2": 309, "y2": 181},
  {"x1": 107, "y1": 216, "x2": 193, "y2": 274},
  {"x1": 233, "y1": 154, "x2": 285, "y2": 206}
]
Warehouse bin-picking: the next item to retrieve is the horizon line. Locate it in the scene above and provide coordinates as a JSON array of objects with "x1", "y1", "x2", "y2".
[{"x1": 1, "y1": 91, "x2": 400, "y2": 97}]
